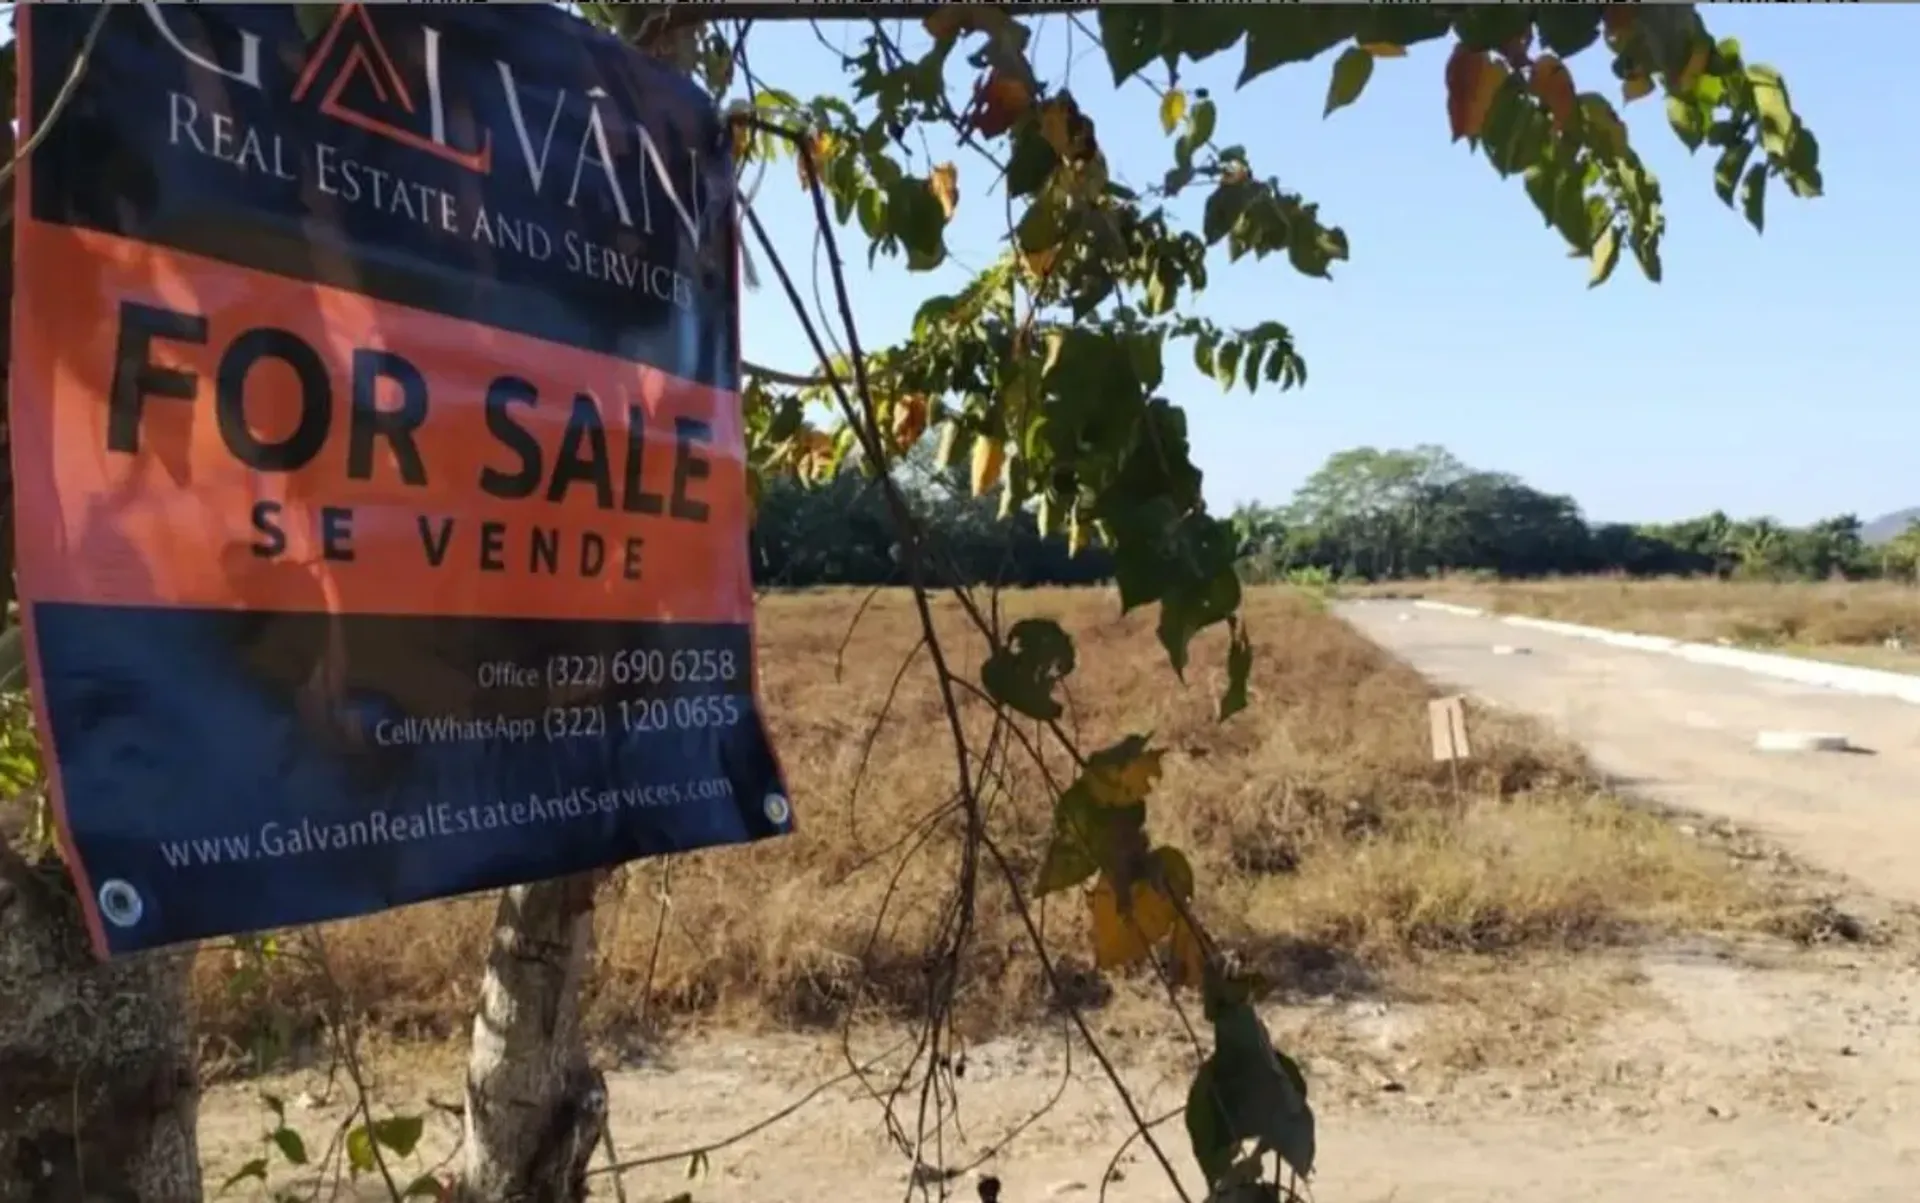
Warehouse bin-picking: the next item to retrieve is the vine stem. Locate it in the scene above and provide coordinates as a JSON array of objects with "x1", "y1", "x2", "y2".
[
  {"x1": 0, "y1": 1, "x2": 111, "y2": 200},
  {"x1": 732, "y1": 114, "x2": 1196, "y2": 1203}
]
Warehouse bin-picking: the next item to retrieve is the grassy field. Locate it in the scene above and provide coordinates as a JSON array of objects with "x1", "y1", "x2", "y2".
[
  {"x1": 190, "y1": 586, "x2": 1784, "y2": 1071},
  {"x1": 1358, "y1": 577, "x2": 1920, "y2": 672}
]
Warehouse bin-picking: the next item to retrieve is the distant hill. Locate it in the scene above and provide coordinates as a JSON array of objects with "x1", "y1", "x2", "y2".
[{"x1": 1864, "y1": 508, "x2": 1920, "y2": 545}]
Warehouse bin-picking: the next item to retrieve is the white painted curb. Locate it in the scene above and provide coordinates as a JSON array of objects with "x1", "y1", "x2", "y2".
[
  {"x1": 1754, "y1": 731, "x2": 1852, "y2": 753},
  {"x1": 1407, "y1": 599, "x2": 1920, "y2": 706}
]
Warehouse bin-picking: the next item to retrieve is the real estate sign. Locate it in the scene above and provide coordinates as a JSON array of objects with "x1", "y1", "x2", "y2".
[{"x1": 11, "y1": 3, "x2": 791, "y2": 956}]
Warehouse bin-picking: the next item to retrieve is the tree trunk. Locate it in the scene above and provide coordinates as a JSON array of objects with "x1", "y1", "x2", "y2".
[
  {"x1": 0, "y1": 89, "x2": 201, "y2": 1194},
  {"x1": 453, "y1": 18, "x2": 711, "y2": 1202},
  {"x1": 0, "y1": 854, "x2": 201, "y2": 1203},
  {"x1": 454, "y1": 873, "x2": 606, "y2": 1203}
]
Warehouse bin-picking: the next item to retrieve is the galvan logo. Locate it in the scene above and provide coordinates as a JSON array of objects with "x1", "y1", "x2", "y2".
[
  {"x1": 290, "y1": 3, "x2": 493, "y2": 175},
  {"x1": 139, "y1": 0, "x2": 715, "y2": 250}
]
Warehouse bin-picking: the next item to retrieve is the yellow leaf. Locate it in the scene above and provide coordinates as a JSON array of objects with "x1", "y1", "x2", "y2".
[
  {"x1": 929, "y1": 162, "x2": 959, "y2": 220},
  {"x1": 795, "y1": 130, "x2": 836, "y2": 189},
  {"x1": 970, "y1": 437, "x2": 1005, "y2": 497},
  {"x1": 1158, "y1": 88, "x2": 1187, "y2": 135},
  {"x1": 1039, "y1": 99, "x2": 1075, "y2": 157},
  {"x1": 1359, "y1": 42, "x2": 1406, "y2": 58},
  {"x1": 1084, "y1": 737, "x2": 1164, "y2": 808},
  {"x1": 934, "y1": 422, "x2": 961, "y2": 469},
  {"x1": 892, "y1": 394, "x2": 929, "y2": 451},
  {"x1": 1622, "y1": 73, "x2": 1654, "y2": 104},
  {"x1": 1088, "y1": 877, "x2": 1178, "y2": 969},
  {"x1": 795, "y1": 430, "x2": 835, "y2": 482}
]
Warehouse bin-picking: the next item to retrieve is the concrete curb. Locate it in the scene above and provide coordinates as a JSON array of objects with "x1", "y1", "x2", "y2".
[{"x1": 1407, "y1": 599, "x2": 1920, "y2": 706}]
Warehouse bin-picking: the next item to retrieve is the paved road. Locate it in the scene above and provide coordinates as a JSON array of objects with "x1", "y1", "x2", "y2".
[{"x1": 1338, "y1": 600, "x2": 1920, "y2": 909}]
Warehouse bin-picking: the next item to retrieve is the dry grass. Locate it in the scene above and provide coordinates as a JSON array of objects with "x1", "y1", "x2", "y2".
[
  {"x1": 190, "y1": 586, "x2": 1774, "y2": 1070},
  {"x1": 1357, "y1": 577, "x2": 1920, "y2": 669}
]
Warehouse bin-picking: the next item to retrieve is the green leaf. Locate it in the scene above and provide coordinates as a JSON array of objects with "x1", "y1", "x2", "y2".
[
  {"x1": 855, "y1": 187, "x2": 887, "y2": 240},
  {"x1": 1006, "y1": 125, "x2": 1060, "y2": 198},
  {"x1": 1036, "y1": 781, "x2": 1144, "y2": 896},
  {"x1": 1713, "y1": 138, "x2": 1755, "y2": 208},
  {"x1": 1219, "y1": 618, "x2": 1252, "y2": 721},
  {"x1": 0, "y1": 626, "x2": 24, "y2": 693},
  {"x1": 1745, "y1": 63, "x2": 1796, "y2": 158},
  {"x1": 1156, "y1": 562, "x2": 1241, "y2": 676},
  {"x1": 1782, "y1": 126, "x2": 1823, "y2": 199},
  {"x1": 1323, "y1": 46, "x2": 1374, "y2": 118},
  {"x1": 1180, "y1": 99, "x2": 1218, "y2": 161},
  {"x1": 1665, "y1": 95, "x2": 1706, "y2": 153},
  {"x1": 1352, "y1": 8, "x2": 1451, "y2": 51},
  {"x1": 1240, "y1": 342, "x2": 1267, "y2": 394},
  {"x1": 271, "y1": 1127, "x2": 308, "y2": 1167},
  {"x1": 372, "y1": 1114, "x2": 425, "y2": 1158},
  {"x1": 1098, "y1": 7, "x2": 1163, "y2": 85},
  {"x1": 345, "y1": 1126, "x2": 377, "y2": 1176},
  {"x1": 403, "y1": 1175, "x2": 445, "y2": 1199},
  {"x1": 1588, "y1": 224, "x2": 1622, "y2": 288},
  {"x1": 221, "y1": 1158, "x2": 270, "y2": 1195},
  {"x1": 1210, "y1": 998, "x2": 1316, "y2": 1180},
  {"x1": 1159, "y1": 89, "x2": 1187, "y2": 136},
  {"x1": 1285, "y1": 205, "x2": 1348, "y2": 279},
  {"x1": 886, "y1": 177, "x2": 947, "y2": 268},
  {"x1": 1184, "y1": 1062, "x2": 1238, "y2": 1187},
  {"x1": 1015, "y1": 193, "x2": 1067, "y2": 254},
  {"x1": 1577, "y1": 94, "x2": 1629, "y2": 163},
  {"x1": 1523, "y1": 159, "x2": 1558, "y2": 229},
  {"x1": 1202, "y1": 181, "x2": 1253, "y2": 245},
  {"x1": 1534, "y1": 8, "x2": 1602, "y2": 58},
  {"x1": 1212, "y1": 341, "x2": 1243, "y2": 393},
  {"x1": 1164, "y1": 11, "x2": 1246, "y2": 66},
  {"x1": 1478, "y1": 76, "x2": 1531, "y2": 177},
  {"x1": 1550, "y1": 161, "x2": 1593, "y2": 251},
  {"x1": 980, "y1": 618, "x2": 1076, "y2": 722},
  {"x1": 1741, "y1": 162, "x2": 1768, "y2": 234},
  {"x1": 1240, "y1": 9, "x2": 1353, "y2": 87}
]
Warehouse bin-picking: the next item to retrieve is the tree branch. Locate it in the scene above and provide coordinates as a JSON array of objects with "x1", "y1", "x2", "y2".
[
  {"x1": 655, "y1": 3, "x2": 1091, "y2": 30},
  {"x1": 741, "y1": 359, "x2": 827, "y2": 388}
]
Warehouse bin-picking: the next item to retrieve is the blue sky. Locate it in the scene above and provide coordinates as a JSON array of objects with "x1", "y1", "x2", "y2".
[{"x1": 736, "y1": 7, "x2": 1918, "y2": 527}]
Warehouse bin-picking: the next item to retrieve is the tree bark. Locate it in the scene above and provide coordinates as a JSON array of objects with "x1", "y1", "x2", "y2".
[
  {"x1": 0, "y1": 88, "x2": 201, "y2": 1195},
  {"x1": 454, "y1": 873, "x2": 606, "y2": 1203},
  {"x1": 0, "y1": 853, "x2": 201, "y2": 1203}
]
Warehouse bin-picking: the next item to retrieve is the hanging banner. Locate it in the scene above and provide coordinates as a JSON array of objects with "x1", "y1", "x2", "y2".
[{"x1": 11, "y1": 3, "x2": 792, "y2": 957}]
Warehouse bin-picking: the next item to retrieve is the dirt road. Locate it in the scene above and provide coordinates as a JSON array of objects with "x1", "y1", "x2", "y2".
[
  {"x1": 1338, "y1": 599, "x2": 1920, "y2": 910},
  {"x1": 206, "y1": 942, "x2": 1920, "y2": 1203}
]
